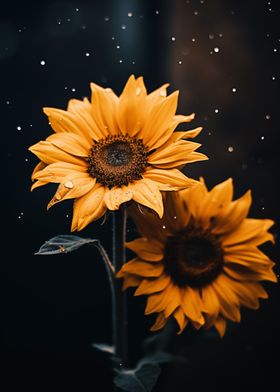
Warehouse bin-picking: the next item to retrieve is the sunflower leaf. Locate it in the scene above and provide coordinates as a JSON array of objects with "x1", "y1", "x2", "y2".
[
  {"x1": 114, "y1": 363, "x2": 160, "y2": 392},
  {"x1": 35, "y1": 235, "x2": 98, "y2": 255}
]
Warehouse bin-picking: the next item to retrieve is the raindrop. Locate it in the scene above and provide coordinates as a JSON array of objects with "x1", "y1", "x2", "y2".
[
  {"x1": 64, "y1": 181, "x2": 74, "y2": 189},
  {"x1": 228, "y1": 146, "x2": 234, "y2": 152},
  {"x1": 40, "y1": 60, "x2": 46, "y2": 65},
  {"x1": 173, "y1": 216, "x2": 177, "y2": 219},
  {"x1": 6, "y1": 100, "x2": 10, "y2": 105},
  {"x1": 273, "y1": 48, "x2": 277, "y2": 52},
  {"x1": 272, "y1": 76, "x2": 275, "y2": 80},
  {"x1": 136, "y1": 87, "x2": 141, "y2": 96},
  {"x1": 25, "y1": 158, "x2": 29, "y2": 162},
  {"x1": 76, "y1": 8, "x2": 79, "y2": 11},
  {"x1": 219, "y1": 33, "x2": 223, "y2": 37},
  {"x1": 112, "y1": 36, "x2": 115, "y2": 40},
  {"x1": 67, "y1": 18, "x2": 71, "y2": 22}
]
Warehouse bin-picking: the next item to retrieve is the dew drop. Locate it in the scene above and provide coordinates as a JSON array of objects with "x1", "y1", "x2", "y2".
[
  {"x1": 173, "y1": 216, "x2": 177, "y2": 219},
  {"x1": 56, "y1": 193, "x2": 62, "y2": 200},
  {"x1": 64, "y1": 181, "x2": 74, "y2": 189},
  {"x1": 136, "y1": 87, "x2": 141, "y2": 96},
  {"x1": 160, "y1": 90, "x2": 167, "y2": 97}
]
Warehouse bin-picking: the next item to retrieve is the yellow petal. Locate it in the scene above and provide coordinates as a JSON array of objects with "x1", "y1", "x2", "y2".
[
  {"x1": 181, "y1": 286, "x2": 205, "y2": 325},
  {"x1": 141, "y1": 91, "x2": 179, "y2": 150},
  {"x1": 201, "y1": 285, "x2": 220, "y2": 326},
  {"x1": 145, "y1": 285, "x2": 173, "y2": 314},
  {"x1": 147, "y1": 83, "x2": 169, "y2": 106},
  {"x1": 90, "y1": 83, "x2": 119, "y2": 136},
  {"x1": 214, "y1": 316, "x2": 227, "y2": 337},
  {"x1": 47, "y1": 174, "x2": 96, "y2": 209},
  {"x1": 121, "y1": 259, "x2": 164, "y2": 277},
  {"x1": 122, "y1": 274, "x2": 141, "y2": 290},
  {"x1": 46, "y1": 132, "x2": 91, "y2": 156},
  {"x1": 31, "y1": 180, "x2": 48, "y2": 191},
  {"x1": 150, "y1": 312, "x2": 168, "y2": 331},
  {"x1": 229, "y1": 280, "x2": 266, "y2": 309},
  {"x1": 213, "y1": 190, "x2": 252, "y2": 235},
  {"x1": 224, "y1": 265, "x2": 277, "y2": 283},
  {"x1": 33, "y1": 162, "x2": 87, "y2": 183},
  {"x1": 103, "y1": 186, "x2": 133, "y2": 211},
  {"x1": 163, "y1": 284, "x2": 181, "y2": 318},
  {"x1": 117, "y1": 75, "x2": 147, "y2": 136},
  {"x1": 29, "y1": 141, "x2": 87, "y2": 166},
  {"x1": 222, "y1": 219, "x2": 275, "y2": 247},
  {"x1": 31, "y1": 161, "x2": 46, "y2": 180},
  {"x1": 173, "y1": 307, "x2": 188, "y2": 334},
  {"x1": 71, "y1": 183, "x2": 107, "y2": 231},
  {"x1": 126, "y1": 238, "x2": 164, "y2": 261},
  {"x1": 143, "y1": 168, "x2": 196, "y2": 190},
  {"x1": 129, "y1": 178, "x2": 164, "y2": 218},
  {"x1": 212, "y1": 275, "x2": 241, "y2": 322},
  {"x1": 134, "y1": 275, "x2": 171, "y2": 296}
]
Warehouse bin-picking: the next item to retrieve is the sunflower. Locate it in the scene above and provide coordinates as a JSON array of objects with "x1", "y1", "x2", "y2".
[
  {"x1": 29, "y1": 75, "x2": 207, "y2": 231},
  {"x1": 117, "y1": 178, "x2": 277, "y2": 337}
]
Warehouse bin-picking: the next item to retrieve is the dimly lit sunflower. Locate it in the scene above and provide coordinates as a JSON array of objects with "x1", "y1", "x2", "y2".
[
  {"x1": 117, "y1": 178, "x2": 276, "y2": 337},
  {"x1": 29, "y1": 75, "x2": 207, "y2": 231}
]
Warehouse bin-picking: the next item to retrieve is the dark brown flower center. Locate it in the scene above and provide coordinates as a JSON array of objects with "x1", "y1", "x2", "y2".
[
  {"x1": 164, "y1": 226, "x2": 224, "y2": 288},
  {"x1": 87, "y1": 134, "x2": 148, "y2": 188}
]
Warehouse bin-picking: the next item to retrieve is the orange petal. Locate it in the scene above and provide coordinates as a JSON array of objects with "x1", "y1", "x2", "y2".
[
  {"x1": 212, "y1": 275, "x2": 241, "y2": 322},
  {"x1": 129, "y1": 179, "x2": 164, "y2": 218},
  {"x1": 174, "y1": 307, "x2": 188, "y2": 334},
  {"x1": 201, "y1": 285, "x2": 220, "y2": 326},
  {"x1": 143, "y1": 167, "x2": 196, "y2": 190},
  {"x1": 33, "y1": 162, "x2": 87, "y2": 183},
  {"x1": 181, "y1": 286, "x2": 204, "y2": 325},
  {"x1": 121, "y1": 259, "x2": 164, "y2": 277},
  {"x1": 126, "y1": 238, "x2": 164, "y2": 261},
  {"x1": 103, "y1": 187, "x2": 133, "y2": 211},
  {"x1": 145, "y1": 285, "x2": 173, "y2": 314},
  {"x1": 122, "y1": 274, "x2": 142, "y2": 290},
  {"x1": 214, "y1": 316, "x2": 227, "y2": 337},
  {"x1": 31, "y1": 161, "x2": 46, "y2": 180},
  {"x1": 134, "y1": 275, "x2": 171, "y2": 296},
  {"x1": 46, "y1": 132, "x2": 91, "y2": 156},
  {"x1": 150, "y1": 312, "x2": 168, "y2": 331},
  {"x1": 147, "y1": 83, "x2": 170, "y2": 106}
]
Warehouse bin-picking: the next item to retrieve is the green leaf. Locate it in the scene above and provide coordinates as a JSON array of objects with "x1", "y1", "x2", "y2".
[
  {"x1": 35, "y1": 235, "x2": 98, "y2": 255},
  {"x1": 114, "y1": 363, "x2": 160, "y2": 392}
]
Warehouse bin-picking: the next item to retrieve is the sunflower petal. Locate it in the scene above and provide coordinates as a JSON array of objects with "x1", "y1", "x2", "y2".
[
  {"x1": 103, "y1": 187, "x2": 133, "y2": 211},
  {"x1": 143, "y1": 168, "x2": 196, "y2": 190},
  {"x1": 126, "y1": 238, "x2": 164, "y2": 261},
  {"x1": 174, "y1": 307, "x2": 188, "y2": 334},
  {"x1": 181, "y1": 286, "x2": 204, "y2": 325},
  {"x1": 214, "y1": 316, "x2": 227, "y2": 337},
  {"x1": 120, "y1": 259, "x2": 164, "y2": 277},
  {"x1": 122, "y1": 274, "x2": 142, "y2": 290},
  {"x1": 150, "y1": 312, "x2": 168, "y2": 331},
  {"x1": 212, "y1": 275, "x2": 241, "y2": 322},
  {"x1": 129, "y1": 179, "x2": 164, "y2": 218},
  {"x1": 134, "y1": 275, "x2": 170, "y2": 296},
  {"x1": 46, "y1": 132, "x2": 91, "y2": 156}
]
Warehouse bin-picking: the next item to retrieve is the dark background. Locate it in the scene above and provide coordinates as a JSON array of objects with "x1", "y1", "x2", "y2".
[{"x1": 2, "y1": 0, "x2": 280, "y2": 391}]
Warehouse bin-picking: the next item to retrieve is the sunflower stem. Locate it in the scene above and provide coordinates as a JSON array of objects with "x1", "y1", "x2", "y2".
[{"x1": 112, "y1": 205, "x2": 128, "y2": 370}]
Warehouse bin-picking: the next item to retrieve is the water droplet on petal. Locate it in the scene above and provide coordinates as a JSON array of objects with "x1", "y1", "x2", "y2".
[
  {"x1": 64, "y1": 181, "x2": 74, "y2": 189},
  {"x1": 56, "y1": 193, "x2": 62, "y2": 200},
  {"x1": 160, "y1": 90, "x2": 166, "y2": 97},
  {"x1": 136, "y1": 87, "x2": 141, "y2": 96}
]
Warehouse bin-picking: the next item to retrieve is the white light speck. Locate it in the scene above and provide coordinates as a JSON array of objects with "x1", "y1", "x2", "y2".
[
  {"x1": 128, "y1": 12, "x2": 133, "y2": 17},
  {"x1": 191, "y1": 38, "x2": 196, "y2": 42},
  {"x1": 171, "y1": 36, "x2": 176, "y2": 41},
  {"x1": 273, "y1": 48, "x2": 277, "y2": 52},
  {"x1": 214, "y1": 47, "x2": 220, "y2": 53},
  {"x1": 81, "y1": 25, "x2": 87, "y2": 30},
  {"x1": 269, "y1": 8, "x2": 272, "y2": 12},
  {"x1": 104, "y1": 17, "x2": 110, "y2": 22},
  {"x1": 219, "y1": 33, "x2": 223, "y2": 37},
  {"x1": 265, "y1": 114, "x2": 271, "y2": 120},
  {"x1": 272, "y1": 76, "x2": 276, "y2": 80},
  {"x1": 178, "y1": 60, "x2": 182, "y2": 64},
  {"x1": 66, "y1": 214, "x2": 69, "y2": 218},
  {"x1": 232, "y1": 87, "x2": 237, "y2": 93},
  {"x1": 194, "y1": 10, "x2": 199, "y2": 15},
  {"x1": 214, "y1": 108, "x2": 219, "y2": 113},
  {"x1": 121, "y1": 24, "x2": 126, "y2": 30},
  {"x1": 116, "y1": 45, "x2": 120, "y2": 49},
  {"x1": 261, "y1": 136, "x2": 265, "y2": 140},
  {"x1": 40, "y1": 60, "x2": 46, "y2": 65},
  {"x1": 18, "y1": 29, "x2": 22, "y2": 33},
  {"x1": 112, "y1": 36, "x2": 115, "y2": 40},
  {"x1": 132, "y1": 61, "x2": 135, "y2": 64},
  {"x1": 209, "y1": 33, "x2": 214, "y2": 39},
  {"x1": 64, "y1": 86, "x2": 68, "y2": 90},
  {"x1": 162, "y1": 225, "x2": 166, "y2": 229},
  {"x1": 200, "y1": 0, "x2": 204, "y2": 3},
  {"x1": 228, "y1": 146, "x2": 234, "y2": 152},
  {"x1": 71, "y1": 88, "x2": 76, "y2": 92},
  {"x1": 76, "y1": 8, "x2": 79, "y2": 11},
  {"x1": 85, "y1": 52, "x2": 90, "y2": 57},
  {"x1": 6, "y1": 100, "x2": 10, "y2": 105},
  {"x1": 119, "y1": 59, "x2": 123, "y2": 63},
  {"x1": 17, "y1": 126, "x2": 21, "y2": 130},
  {"x1": 30, "y1": 124, "x2": 33, "y2": 127},
  {"x1": 67, "y1": 18, "x2": 71, "y2": 22},
  {"x1": 155, "y1": 10, "x2": 159, "y2": 14},
  {"x1": 25, "y1": 158, "x2": 29, "y2": 162}
]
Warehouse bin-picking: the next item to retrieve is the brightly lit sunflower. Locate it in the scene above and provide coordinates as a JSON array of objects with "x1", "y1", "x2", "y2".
[
  {"x1": 29, "y1": 75, "x2": 207, "y2": 231},
  {"x1": 117, "y1": 178, "x2": 277, "y2": 337}
]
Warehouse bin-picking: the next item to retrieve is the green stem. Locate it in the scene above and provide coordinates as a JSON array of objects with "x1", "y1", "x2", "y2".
[{"x1": 112, "y1": 205, "x2": 128, "y2": 369}]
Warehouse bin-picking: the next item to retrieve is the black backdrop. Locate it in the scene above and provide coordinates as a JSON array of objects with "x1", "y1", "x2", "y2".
[{"x1": 2, "y1": 1, "x2": 280, "y2": 391}]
